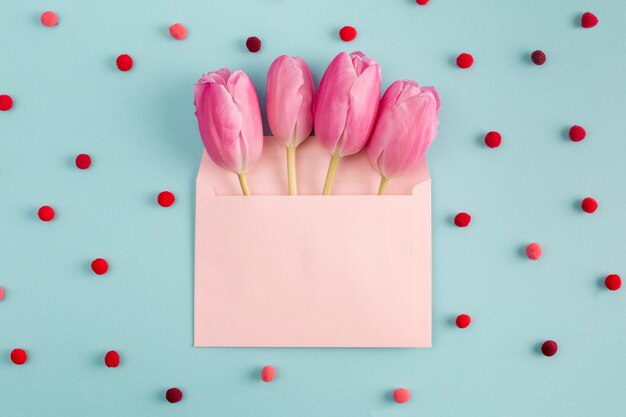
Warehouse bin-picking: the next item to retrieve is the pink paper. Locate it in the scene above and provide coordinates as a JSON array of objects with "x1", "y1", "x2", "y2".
[{"x1": 194, "y1": 137, "x2": 431, "y2": 347}]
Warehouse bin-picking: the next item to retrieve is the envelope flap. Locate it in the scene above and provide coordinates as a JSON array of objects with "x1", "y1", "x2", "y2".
[{"x1": 196, "y1": 137, "x2": 430, "y2": 196}]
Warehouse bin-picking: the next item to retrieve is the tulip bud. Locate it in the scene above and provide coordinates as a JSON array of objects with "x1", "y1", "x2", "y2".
[
  {"x1": 266, "y1": 56, "x2": 315, "y2": 195},
  {"x1": 194, "y1": 68, "x2": 264, "y2": 195},
  {"x1": 366, "y1": 80, "x2": 440, "y2": 194},
  {"x1": 315, "y1": 51, "x2": 381, "y2": 195}
]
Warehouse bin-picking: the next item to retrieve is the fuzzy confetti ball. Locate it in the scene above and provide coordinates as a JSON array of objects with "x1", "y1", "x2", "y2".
[
  {"x1": 541, "y1": 340, "x2": 558, "y2": 357},
  {"x1": 116, "y1": 54, "x2": 133, "y2": 71},
  {"x1": 454, "y1": 212, "x2": 471, "y2": 227},
  {"x1": 38, "y1": 205, "x2": 55, "y2": 222},
  {"x1": 393, "y1": 388, "x2": 411, "y2": 404},
  {"x1": 456, "y1": 314, "x2": 472, "y2": 329},
  {"x1": 261, "y1": 365, "x2": 276, "y2": 382},
  {"x1": 169, "y1": 23, "x2": 187, "y2": 40},
  {"x1": 40, "y1": 11, "x2": 58, "y2": 27},
  {"x1": 11, "y1": 348, "x2": 28, "y2": 365},
  {"x1": 526, "y1": 243, "x2": 542, "y2": 260},
  {"x1": 245, "y1": 36, "x2": 262, "y2": 53},
  {"x1": 91, "y1": 258, "x2": 109, "y2": 275},
  {"x1": 456, "y1": 53, "x2": 474, "y2": 69},
  {"x1": 104, "y1": 350, "x2": 120, "y2": 368},
  {"x1": 339, "y1": 26, "x2": 357, "y2": 42},
  {"x1": 0, "y1": 94, "x2": 13, "y2": 111},
  {"x1": 165, "y1": 387, "x2": 183, "y2": 403},
  {"x1": 605, "y1": 274, "x2": 622, "y2": 291}
]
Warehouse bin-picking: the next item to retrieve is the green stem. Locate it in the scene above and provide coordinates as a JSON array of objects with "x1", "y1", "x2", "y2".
[
  {"x1": 237, "y1": 172, "x2": 251, "y2": 196},
  {"x1": 322, "y1": 154, "x2": 341, "y2": 195},
  {"x1": 378, "y1": 176, "x2": 390, "y2": 195},
  {"x1": 287, "y1": 145, "x2": 297, "y2": 195}
]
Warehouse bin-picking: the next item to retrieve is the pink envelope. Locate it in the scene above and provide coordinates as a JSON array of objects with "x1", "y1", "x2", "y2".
[{"x1": 194, "y1": 137, "x2": 431, "y2": 347}]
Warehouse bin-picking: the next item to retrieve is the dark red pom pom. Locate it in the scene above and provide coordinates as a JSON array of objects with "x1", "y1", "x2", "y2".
[
  {"x1": 339, "y1": 26, "x2": 357, "y2": 42},
  {"x1": 104, "y1": 350, "x2": 120, "y2": 368},
  {"x1": 541, "y1": 340, "x2": 558, "y2": 357},
  {"x1": 569, "y1": 125, "x2": 586, "y2": 142},
  {"x1": 581, "y1": 197, "x2": 598, "y2": 213},
  {"x1": 38, "y1": 205, "x2": 55, "y2": 222},
  {"x1": 166, "y1": 387, "x2": 183, "y2": 403},
  {"x1": 581, "y1": 12, "x2": 598, "y2": 29},
  {"x1": 454, "y1": 212, "x2": 471, "y2": 227},
  {"x1": 531, "y1": 50, "x2": 546, "y2": 65},
  {"x1": 261, "y1": 365, "x2": 275, "y2": 382},
  {"x1": 393, "y1": 388, "x2": 411, "y2": 404},
  {"x1": 456, "y1": 53, "x2": 473, "y2": 69},
  {"x1": 91, "y1": 258, "x2": 109, "y2": 275},
  {"x1": 416, "y1": 0, "x2": 429, "y2": 4},
  {"x1": 11, "y1": 348, "x2": 28, "y2": 365},
  {"x1": 75, "y1": 153, "x2": 91, "y2": 169},
  {"x1": 605, "y1": 274, "x2": 622, "y2": 291},
  {"x1": 484, "y1": 131, "x2": 502, "y2": 148},
  {"x1": 246, "y1": 36, "x2": 262, "y2": 53},
  {"x1": 456, "y1": 314, "x2": 471, "y2": 329},
  {"x1": 116, "y1": 54, "x2": 133, "y2": 71},
  {"x1": 158, "y1": 191, "x2": 175, "y2": 207},
  {"x1": 0, "y1": 94, "x2": 13, "y2": 111}
]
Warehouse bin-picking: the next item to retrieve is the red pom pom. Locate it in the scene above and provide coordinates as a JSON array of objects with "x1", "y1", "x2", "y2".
[
  {"x1": 169, "y1": 23, "x2": 187, "y2": 40},
  {"x1": 456, "y1": 53, "x2": 473, "y2": 69},
  {"x1": 581, "y1": 197, "x2": 598, "y2": 213},
  {"x1": 605, "y1": 274, "x2": 622, "y2": 291},
  {"x1": 165, "y1": 387, "x2": 183, "y2": 403},
  {"x1": 246, "y1": 36, "x2": 262, "y2": 53},
  {"x1": 38, "y1": 205, "x2": 55, "y2": 222},
  {"x1": 11, "y1": 348, "x2": 28, "y2": 365},
  {"x1": 531, "y1": 50, "x2": 546, "y2": 65},
  {"x1": 454, "y1": 212, "x2": 471, "y2": 227},
  {"x1": 393, "y1": 388, "x2": 411, "y2": 404},
  {"x1": 40, "y1": 11, "x2": 58, "y2": 27},
  {"x1": 339, "y1": 26, "x2": 357, "y2": 42},
  {"x1": 0, "y1": 94, "x2": 13, "y2": 111},
  {"x1": 0, "y1": 287, "x2": 4, "y2": 301},
  {"x1": 104, "y1": 350, "x2": 120, "y2": 368},
  {"x1": 581, "y1": 12, "x2": 598, "y2": 29},
  {"x1": 158, "y1": 191, "x2": 175, "y2": 207},
  {"x1": 456, "y1": 314, "x2": 471, "y2": 329},
  {"x1": 91, "y1": 258, "x2": 109, "y2": 275},
  {"x1": 526, "y1": 242, "x2": 542, "y2": 260},
  {"x1": 569, "y1": 125, "x2": 586, "y2": 142},
  {"x1": 261, "y1": 365, "x2": 276, "y2": 382},
  {"x1": 116, "y1": 54, "x2": 133, "y2": 71},
  {"x1": 541, "y1": 340, "x2": 558, "y2": 357},
  {"x1": 484, "y1": 131, "x2": 502, "y2": 148},
  {"x1": 75, "y1": 153, "x2": 92, "y2": 169},
  {"x1": 416, "y1": 0, "x2": 429, "y2": 5}
]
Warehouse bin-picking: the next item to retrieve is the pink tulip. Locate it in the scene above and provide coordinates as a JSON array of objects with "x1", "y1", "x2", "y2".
[
  {"x1": 315, "y1": 51, "x2": 381, "y2": 195},
  {"x1": 366, "y1": 80, "x2": 440, "y2": 195},
  {"x1": 194, "y1": 68, "x2": 264, "y2": 195},
  {"x1": 266, "y1": 55, "x2": 315, "y2": 195}
]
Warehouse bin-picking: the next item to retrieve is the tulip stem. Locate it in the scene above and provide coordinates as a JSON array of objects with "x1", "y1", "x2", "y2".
[
  {"x1": 322, "y1": 154, "x2": 340, "y2": 195},
  {"x1": 378, "y1": 176, "x2": 390, "y2": 195},
  {"x1": 287, "y1": 145, "x2": 297, "y2": 195},
  {"x1": 237, "y1": 172, "x2": 251, "y2": 196}
]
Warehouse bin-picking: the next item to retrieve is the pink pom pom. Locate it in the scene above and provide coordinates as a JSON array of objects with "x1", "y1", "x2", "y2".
[
  {"x1": 581, "y1": 197, "x2": 598, "y2": 213},
  {"x1": 261, "y1": 365, "x2": 275, "y2": 382},
  {"x1": 569, "y1": 125, "x2": 586, "y2": 142},
  {"x1": 526, "y1": 242, "x2": 542, "y2": 260},
  {"x1": 40, "y1": 11, "x2": 58, "y2": 27},
  {"x1": 456, "y1": 53, "x2": 473, "y2": 69},
  {"x1": 484, "y1": 131, "x2": 502, "y2": 148},
  {"x1": 393, "y1": 388, "x2": 411, "y2": 404},
  {"x1": 0, "y1": 94, "x2": 13, "y2": 111},
  {"x1": 169, "y1": 23, "x2": 187, "y2": 40},
  {"x1": 75, "y1": 153, "x2": 91, "y2": 169},
  {"x1": 11, "y1": 348, "x2": 28, "y2": 365},
  {"x1": 454, "y1": 212, "x2": 471, "y2": 227},
  {"x1": 38, "y1": 205, "x2": 55, "y2": 222},
  {"x1": 0, "y1": 287, "x2": 4, "y2": 301}
]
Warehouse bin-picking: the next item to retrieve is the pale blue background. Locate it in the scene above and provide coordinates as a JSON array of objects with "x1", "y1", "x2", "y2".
[{"x1": 1, "y1": 0, "x2": 625, "y2": 416}]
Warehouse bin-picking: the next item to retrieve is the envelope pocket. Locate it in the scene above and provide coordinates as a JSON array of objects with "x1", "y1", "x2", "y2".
[{"x1": 194, "y1": 189, "x2": 431, "y2": 347}]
